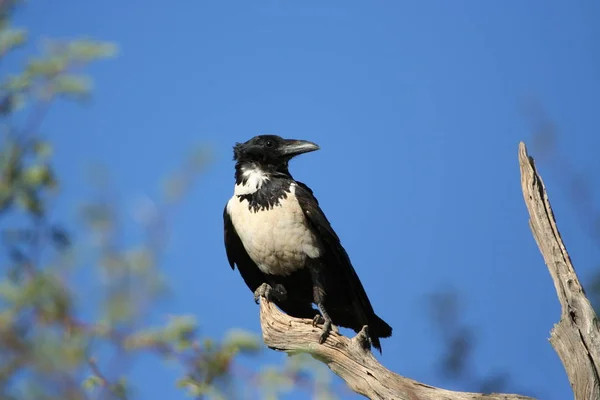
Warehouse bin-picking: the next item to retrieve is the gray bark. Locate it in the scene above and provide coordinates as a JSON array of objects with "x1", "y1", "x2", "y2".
[{"x1": 519, "y1": 142, "x2": 600, "y2": 400}]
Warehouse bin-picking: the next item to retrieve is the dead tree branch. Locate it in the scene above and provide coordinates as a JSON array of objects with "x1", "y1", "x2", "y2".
[
  {"x1": 255, "y1": 142, "x2": 599, "y2": 399},
  {"x1": 259, "y1": 301, "x2": 531, "y2": 399},
  {"x1": 519, "y1": 142, "x2": 600, "y2": 400}
]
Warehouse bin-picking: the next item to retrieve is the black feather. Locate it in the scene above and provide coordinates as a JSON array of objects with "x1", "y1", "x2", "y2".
[
  {"x1": 294, "y1": 182, "x2": 392, "y2": 352},
  {"x1": 238, "y1": 175, "x2": 292, "y2": 212}
]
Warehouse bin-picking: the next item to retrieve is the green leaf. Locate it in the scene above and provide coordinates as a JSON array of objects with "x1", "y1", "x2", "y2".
[
  {"x1": 223, "y1": 329, "x2": 261, "y2": 353},
  {"x1": 0, "y1": 279, "x2": 20, "y2": 303},
  {"x1": 123, "y1": 328, "x2": 162, "y2": 350},
  {"x1": 82, "y1": 375, "x2": 103, "y2": 391},
  {"x1": 110, "y1": 377, "x2": 129, "y2": 399},
  {"x1": 2, "y1": 73, "x2": 32, "y2": 91},
  {"x1": 126, "y1": 247, "x2": 153, "y2": 273},
  {"x1": 0, "y1": 309, "x2": 15, "y2": 329},
  {"x1": 315, "y1": 390, "x2": 338, "y2": 400},
  {"x1": 1, "y1": 141, "x2": 23, "y2": 185},
  {"x1": 164, "y1": 314, "x2": 197, "y2": 350},
  {"x1": 61, "y1": 333, "x2": 88, "y2": 368},
  {"x1": 27, "y1": 55, "x2": 68, "y2": 77},
  {"x1": 259, "y1": 366, "x2": 294, "y2": 394},
  {"x1": 176, "y1": 377, "x2": 208, "y2": 397},
  {"x1": 32, "y1": 140, "x2": 53, "y2": 159},
  {"x1": 203, "y1": 338, "x2": 214, "y2": 351},
  {"x1": 23, "y1": 273, "x2": 71, "y2": 321},
  {"x1": 53, "y1": 74, "x2": 92, "y2": 99},
  {"x1": 67, "y1": 39, "x2": 118, "y2": 61},
  {"x1": 22, "y1": 164, "x2": 49, "y2": 186},
  {"x1": 0, "y1": 28, "x2": 27, "y2": 54},
  {"x1": 15, "y1": 188, "x2": 42, "y2": 215},
  {"x1": 104, "y1": 292, "x2": 134, "y2": 324}
]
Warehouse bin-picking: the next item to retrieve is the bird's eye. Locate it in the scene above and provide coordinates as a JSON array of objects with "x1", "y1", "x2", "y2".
[{"x1": 265, "y1": 140, "x2": 274, "y2": 148}]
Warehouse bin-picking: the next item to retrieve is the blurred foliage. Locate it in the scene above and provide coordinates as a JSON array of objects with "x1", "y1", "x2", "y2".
[{"x1": 0, "y1": 2, "x2": 339, "y2": 400}]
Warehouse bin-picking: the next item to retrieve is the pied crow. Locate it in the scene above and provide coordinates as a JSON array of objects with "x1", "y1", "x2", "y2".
[{"x1": 223, "y1": 135, "x2": 392, "y2": 352}]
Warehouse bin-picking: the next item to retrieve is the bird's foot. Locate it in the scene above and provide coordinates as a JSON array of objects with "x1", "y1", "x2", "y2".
[
  {"x1": 312, "y1": 314, "x2": 338, "y2": 336},
  {"x1": 318, "y1": 317, "x2": 332, "y2": 344},
  {"x1": 314, "y1": 304, "x2": 333, "y2": 344},
  {"x1": 254, "y1": 283, "x2": 287, "y2": 304},
  {"x1": 312, "y1": 314, "x2": 324, "y2": 326}
]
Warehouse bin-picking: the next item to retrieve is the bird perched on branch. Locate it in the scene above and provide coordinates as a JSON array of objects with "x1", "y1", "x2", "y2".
[{"x1": 223, "y1": 135, "x2": 392, "y2": 352}]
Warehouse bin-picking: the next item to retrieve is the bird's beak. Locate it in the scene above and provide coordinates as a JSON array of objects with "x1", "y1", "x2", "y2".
[{"x1": 280, "y1": 139, "x2": 320, "y2": 158}]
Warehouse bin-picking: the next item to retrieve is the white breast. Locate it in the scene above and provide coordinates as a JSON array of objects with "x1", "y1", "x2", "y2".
[{"x1": 227, "y1": 183, "x2": 321, "y2": 276}]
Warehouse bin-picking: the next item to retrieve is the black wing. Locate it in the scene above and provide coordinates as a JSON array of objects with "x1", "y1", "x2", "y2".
[
  {"x1": 223, "y1": 204, "x2": 319, "y2": 319},
  {"x1": 294, "y1": 182, "x2": 392, "y2": 352}
]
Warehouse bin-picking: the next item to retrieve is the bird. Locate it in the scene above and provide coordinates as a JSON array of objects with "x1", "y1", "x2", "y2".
[{"x1": 223, "y1": 134, "x2": 392, "y2": 352}]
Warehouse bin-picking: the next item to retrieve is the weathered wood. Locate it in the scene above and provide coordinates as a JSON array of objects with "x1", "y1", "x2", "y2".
[
  {"x1": 518, "y1": 142, "x2": 600, "y2": 400},
  {"x1": 259, "y1": 300, "x2": 532, "y2": 399},
  {"x1": 254, "y1": 142, "x2": 600, "y2": 400}
]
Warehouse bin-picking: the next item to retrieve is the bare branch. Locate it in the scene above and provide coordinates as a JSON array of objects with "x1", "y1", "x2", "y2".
[
  {"x1": 259, "y1": 300, "x2": 533, "y2": 400},
  {"x1": 518, "y1": 142, "x2": 600, "y2": 400}
]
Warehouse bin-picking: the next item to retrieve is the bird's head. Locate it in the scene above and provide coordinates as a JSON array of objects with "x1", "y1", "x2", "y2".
[{"x1": 233, "y1": 135, "x2": 320, "y2": 170}]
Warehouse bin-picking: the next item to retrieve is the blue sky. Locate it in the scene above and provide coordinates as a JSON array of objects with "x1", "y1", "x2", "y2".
[{"x1": 11, "y1": 1, "x2": 600, "y2": 399}]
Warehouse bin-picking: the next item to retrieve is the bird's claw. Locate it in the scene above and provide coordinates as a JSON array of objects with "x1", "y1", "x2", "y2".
[
  {"x1": 312, "y1": 314, "x2": 325, "y2": 327},
  {"x1": 319, "y1": 319, "x2": 332, "y2": 344},
  {"x1": 312, "y1": 312, "x2": 333, "y2": 344},
  {"x1": 254, "y1": 283, "x2": 287, "y2": 304}
]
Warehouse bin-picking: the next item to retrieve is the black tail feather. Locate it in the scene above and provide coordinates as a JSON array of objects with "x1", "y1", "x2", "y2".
[{"x1": 369, "y1": 313, "x2": 392, "y2": 353}]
